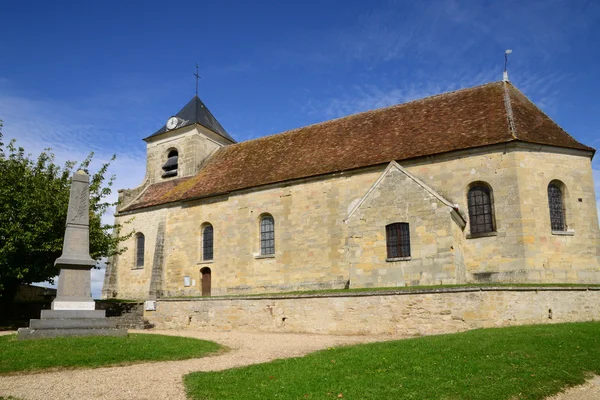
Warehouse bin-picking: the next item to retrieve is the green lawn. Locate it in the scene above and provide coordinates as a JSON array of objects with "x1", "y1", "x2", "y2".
[
  {"x1": 186, "y1": 322, "x2": 600, "y2": 400},
  {"x1": 0, "y1": 333, "x2": 221, "y2": 374}
]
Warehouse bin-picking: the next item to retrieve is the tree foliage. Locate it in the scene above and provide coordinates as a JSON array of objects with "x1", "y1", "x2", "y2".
[{"x1": 0, "y1": 125, "x2": 131, "y2": 299}]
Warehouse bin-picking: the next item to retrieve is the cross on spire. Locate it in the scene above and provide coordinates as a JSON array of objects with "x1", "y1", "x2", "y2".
[{"x1": 193, "y1": 63, "x2": 201, "y2": 96}]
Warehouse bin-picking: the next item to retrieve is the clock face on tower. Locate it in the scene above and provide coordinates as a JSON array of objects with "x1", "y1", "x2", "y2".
[{"x1": 166, "y1": 116, "x2": 179, "y2": 130}]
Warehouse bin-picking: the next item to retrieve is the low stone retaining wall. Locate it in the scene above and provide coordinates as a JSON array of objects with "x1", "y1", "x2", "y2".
[
  {"x1": 96, "y1": 301, "x2": 153, "y2": 330},
  {"x1": 145, "y1": 287, "x2": 600, "y2": 336}
]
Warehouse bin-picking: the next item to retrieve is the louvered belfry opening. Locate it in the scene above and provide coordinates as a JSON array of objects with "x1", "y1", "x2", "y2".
[
  {"x1": 162, "y1": 150, "x2": 178, "y2": 178},
  {"x1": 548, "y1": 183, "x2": 566, "y2": 231},
  {"x1": 468, "y1": 185, "x2": 495, "y2": 234},
  {"x1": 386, "y1": 223, "x2": 410, "y2": 258}
]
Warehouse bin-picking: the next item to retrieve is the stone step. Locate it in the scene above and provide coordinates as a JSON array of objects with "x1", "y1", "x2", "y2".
[
  {"x1": 41, "y1": 310, "x2": 106, "y2": 319},
  {"x1": 17, "y1": 327, "x2": 128, "y2": 340},
  {"x1": 30, "y1": 318, "x2": 117, "y2": 329}
]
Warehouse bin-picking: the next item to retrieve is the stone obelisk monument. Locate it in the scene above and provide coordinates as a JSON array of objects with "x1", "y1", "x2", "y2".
[{"x1": 17, "y1": 170, "x2": 127, "y2": 340}]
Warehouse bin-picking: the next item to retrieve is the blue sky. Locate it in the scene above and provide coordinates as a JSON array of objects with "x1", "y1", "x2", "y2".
[{"x1": 1, "y1": 0, "x2": 599, "y2": 297}]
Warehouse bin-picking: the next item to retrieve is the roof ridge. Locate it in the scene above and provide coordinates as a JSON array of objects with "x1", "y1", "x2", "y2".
[
  {"x1": 505, "y1": 82, "x2": 594, "y2": 152},
  {"x1": 503, "y1": 81, "x2": 518, "y2": 139}
]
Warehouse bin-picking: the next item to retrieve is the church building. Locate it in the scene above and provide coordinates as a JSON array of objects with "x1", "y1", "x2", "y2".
[{"x1": 102, "y1": 80, "x2": 600, "y2": 300}]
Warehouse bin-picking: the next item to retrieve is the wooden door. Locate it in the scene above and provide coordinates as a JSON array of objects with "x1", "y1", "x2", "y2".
[{"x1": 200, "y1": 267, "x2": 211, "y2": 297}]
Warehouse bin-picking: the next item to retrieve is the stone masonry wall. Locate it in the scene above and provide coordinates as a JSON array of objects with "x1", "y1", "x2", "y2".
[
  {"x1": 405, "y1": 146, "x2": 526, "y2": 280},
  {"x1": 107, "y1": 144, "x2": 600, "y2": 300},
  {"x1": 514, "y1": 149, "x2": 600, "y2": 282},
  {"x1": 146, "y1": 288, "x2": 600, "y2": 336},
  {"x1": 404, "y1": 144, "x2": 600, "y2": 282},
  {"x1": 347, "y1": 166, "x2": 464, "y2": 287},
  {"x1": 160, "y1": 169, "x2": 382, "y2": 297},
  {"x1": 110, "y1": 208, "x2": 168, "y2": 299}
]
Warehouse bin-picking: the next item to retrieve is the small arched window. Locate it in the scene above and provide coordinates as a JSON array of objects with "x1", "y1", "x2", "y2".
[
  {"x1": 386, "y1": 223, "x2": 411, "y2": 258},
  {"x1": 548, "y1": 182, "x2": 566, "y2": 231},
  {"x1": 202, "y1": 224, "x2": 214, "y2": 261},
  {"x1": 260, "y1": 215, "x2": 275, "y2": 255},
  {"x1": 162, "y1": 150, "x2": 178, "y2": 178},
  {"x1": 135, "y1": 233, "x2": 145, "y2": 268},
  {"x1": 468, "y1": 184, "x2": 495, "y2": 234}
]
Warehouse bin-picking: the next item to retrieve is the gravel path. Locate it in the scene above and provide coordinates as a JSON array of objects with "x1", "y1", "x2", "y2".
[
  {"x1": 546, "y1": 375, "x2": 600, "y2": 400},
  {"x1": 0, "y1": 330, "x2": 388, "y2": 400},
  {"x1": 0, "y1": 329, "x2": 598, "y2": 400}
]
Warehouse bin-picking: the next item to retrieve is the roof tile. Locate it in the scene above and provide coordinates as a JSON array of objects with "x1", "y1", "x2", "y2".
[{"x1": 122, "y1": 81, "x2": 593, "y2": 212}]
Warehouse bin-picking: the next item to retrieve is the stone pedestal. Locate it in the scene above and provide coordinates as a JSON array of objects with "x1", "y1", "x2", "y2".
[
  {"x1": 17, "y1": 310, "x2": 127, "y2": 340},
  {"x1": 17, "y1": 170, "x2": 127, "y2": 340}
]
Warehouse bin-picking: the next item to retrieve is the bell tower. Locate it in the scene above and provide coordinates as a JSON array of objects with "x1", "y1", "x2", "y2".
[
  {"x1": 116, "y1": 95, "x2": 234, "y2": 211},
  {"x1": 143, "y1": 96, "x2": 235, "y2": 185}
]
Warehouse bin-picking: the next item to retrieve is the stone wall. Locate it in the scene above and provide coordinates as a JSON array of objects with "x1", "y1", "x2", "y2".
[
  {"x1": 107, "y1": 143, "x2": 600, "y2": 300},
  {"x1": 96, "y1": 301, "x2": 152, "y2": 330},
  {"x1": 513, "y1": 148, "x2": 600, "y2": 281},
  {"x1": 158, "y1": 168, "x2": 382, "y2": 297},
  {"x1": 346, "y1": 164, "x2": 465, "y2": 287},
  {"x1": 145, "y1": 287, "x2": 600, "y2": 336},
  {"x1": 111, "y1": 207, "x2": 168, "y2": 299}
]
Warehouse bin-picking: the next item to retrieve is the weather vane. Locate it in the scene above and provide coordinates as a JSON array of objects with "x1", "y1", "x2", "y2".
[{"x1": 193, "y1": 63, "x2": 201, "y2": 96}]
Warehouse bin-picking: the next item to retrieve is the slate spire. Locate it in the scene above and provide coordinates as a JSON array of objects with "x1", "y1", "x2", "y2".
[{"x1": 146, "y1": 96, "x2": 235, "y2": 143}]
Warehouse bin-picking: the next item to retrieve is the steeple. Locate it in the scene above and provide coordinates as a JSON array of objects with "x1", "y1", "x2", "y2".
[{"x1": 145, "y1": 96, "x2": 235, "y2": 143}]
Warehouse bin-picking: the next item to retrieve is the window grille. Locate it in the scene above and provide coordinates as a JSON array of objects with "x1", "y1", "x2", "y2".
[
  {"x1": 136, "y1": 233, "x2": 145, "y2": 267},
  {"x1": 260, "y1": 216, "x2": 275, "y2": 255},
  {"x1": 386, "y1": 223, "x2": 410, "y2": 258},
  {"x1": 548, "y1": 183, "x2": 566, "y2": 231},
  {"x1": 468, "y1": 185, "x2": 495, "y2": 234},
  {"x1": 203, "y1": 224, "x2": 214, "y2": 261}
]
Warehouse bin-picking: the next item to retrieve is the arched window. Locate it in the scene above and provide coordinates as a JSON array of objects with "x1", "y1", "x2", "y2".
[
  {"x1": 260, "y1": 215, "x2": 275, "y2": 255},
  {"x1": 202, "y1": 224, "x2": 214, "y2": 261},
  {"x1": 162, "y1": 149, "x2": 178, "y2": 178},
  {"x1": 135, "y1": 233, "x2": 145, "y2": 268},
  {"x1": 386, "y1": 223, "x2": 411, "y2": 258},
  {"x1": 548, "y1": 182, "x2": 566, "y2": 231},
  {"x1": 467, "y1": 184, "x2": 495, "y2": 234}
]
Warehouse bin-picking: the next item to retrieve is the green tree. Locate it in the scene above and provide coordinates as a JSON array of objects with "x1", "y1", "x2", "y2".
[{"x1": 0, "y1": 125, "x2": 131, "y2": 306}]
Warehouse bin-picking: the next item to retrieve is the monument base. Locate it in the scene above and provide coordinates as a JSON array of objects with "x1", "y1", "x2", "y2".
[
  {"x1": 17, "y1": 309, "x2": 128, "y2": 340},
  {"x1": 51, "y1": 296, "x2": 96, "y2": 311}
]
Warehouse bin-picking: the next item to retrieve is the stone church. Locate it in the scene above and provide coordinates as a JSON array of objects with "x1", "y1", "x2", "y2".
[{"x1": 102, "y1": 80, "x2": 600, "y2": 300}]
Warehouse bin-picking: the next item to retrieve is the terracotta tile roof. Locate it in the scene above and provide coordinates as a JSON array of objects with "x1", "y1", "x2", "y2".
[
  {"x1": 124, "y1": 177, "x2": 191, "y2": 210},
  {"x1": 122, "y1": 81, "x2": 594, "y2": 212}
]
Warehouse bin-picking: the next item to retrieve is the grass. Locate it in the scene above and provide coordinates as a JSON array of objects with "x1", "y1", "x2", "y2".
[
  {"x1": 176, "y1": 282, "x2": 600, "y2": 299},
  {"x1": 0, "y1": 333, "x2": 222, "y2": 374},
  {"x1": 96, "y1": 298, "x2": 143, "y2": 303},
  {"x1": 185, "y1": 322, "x2": 600, "y2": 400}
]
